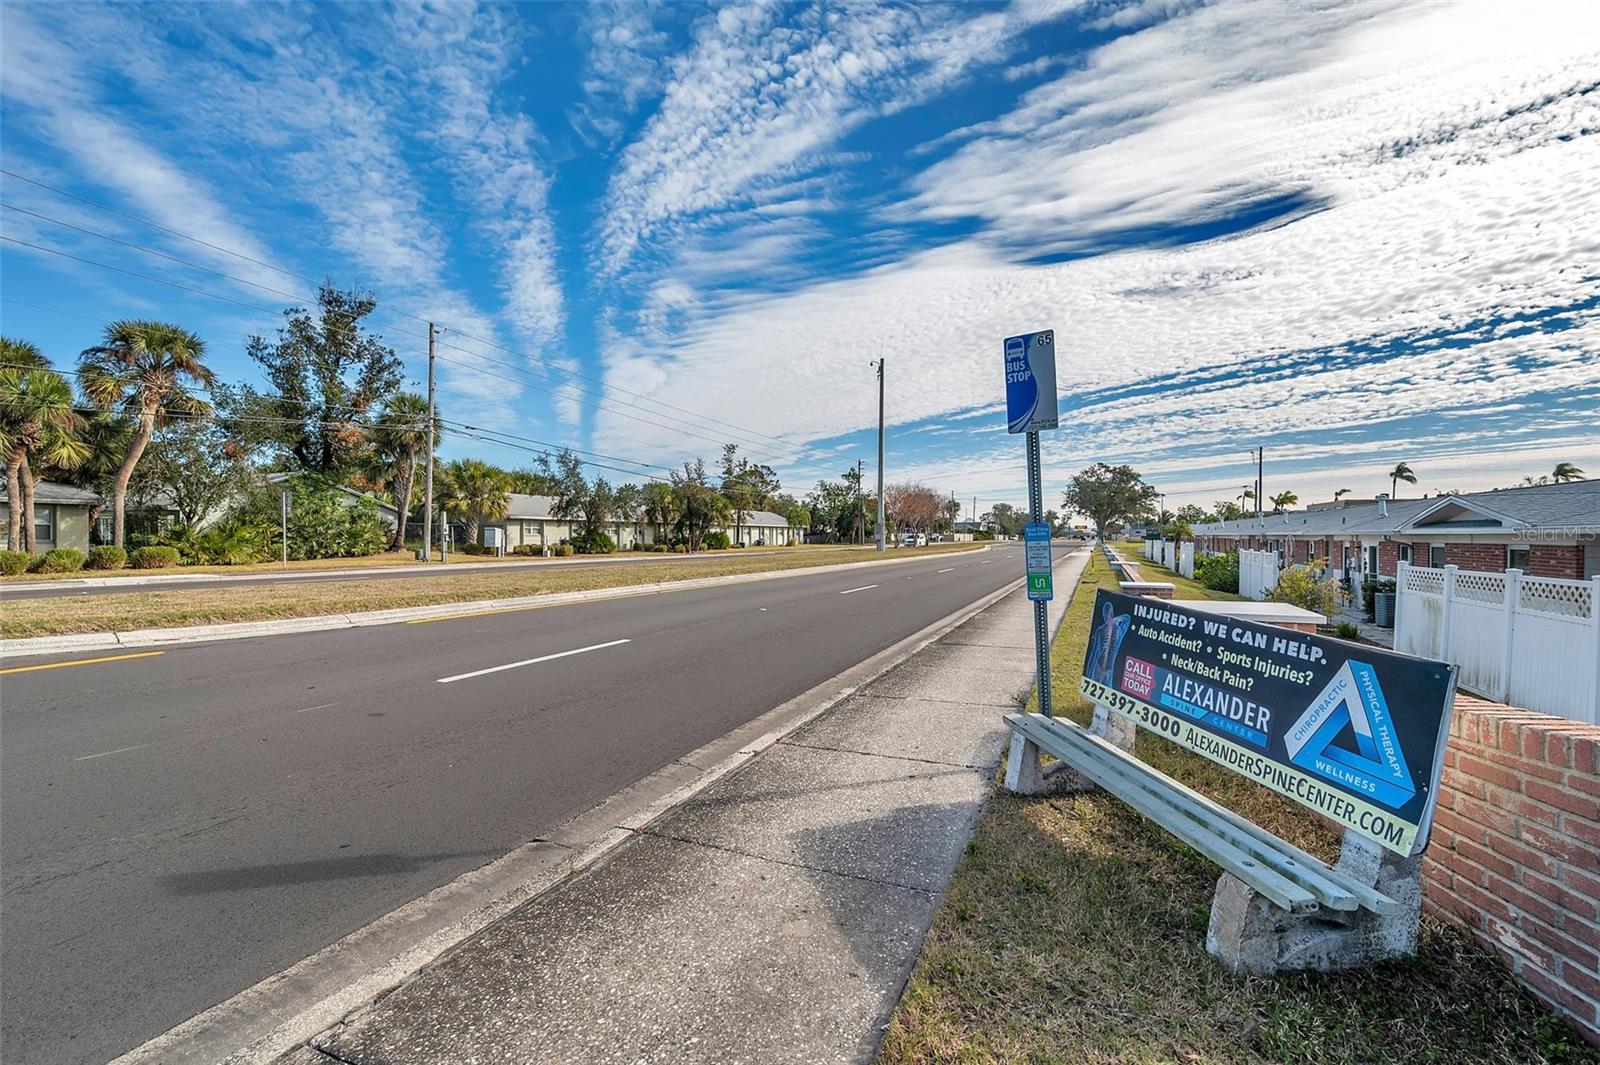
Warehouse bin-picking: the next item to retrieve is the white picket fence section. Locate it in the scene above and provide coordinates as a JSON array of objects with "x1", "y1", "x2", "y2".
[
  {"x1": 1140, "y1": 538, "x2": 1195, "y2": 579},
  {"x1": 1239, "y1": 549, "x2": 1280, "y2": 601},
  {"x1": 1395, "y1": 562, "x2": 1600, "y2": 725}
]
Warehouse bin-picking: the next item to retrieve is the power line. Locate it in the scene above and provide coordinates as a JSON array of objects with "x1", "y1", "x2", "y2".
[{"x1": 2, "y1": 169, "x2": 810, "y2": 457}]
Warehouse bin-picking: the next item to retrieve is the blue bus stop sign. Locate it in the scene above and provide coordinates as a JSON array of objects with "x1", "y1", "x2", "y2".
[
  {"x1": 1024, "y1": 522, "x2": 1052, "y2": 601},
  {"x1": 1004, "y1": 329, "x2": 1058, "y2": 434}
]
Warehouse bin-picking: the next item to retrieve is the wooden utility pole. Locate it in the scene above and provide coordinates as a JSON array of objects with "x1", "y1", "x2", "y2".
[{"x1": 421, "y1": 322, "x2": 437, "y2": 560}]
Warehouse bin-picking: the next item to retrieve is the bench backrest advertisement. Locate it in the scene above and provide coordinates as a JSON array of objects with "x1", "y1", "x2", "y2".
[{"x1": 1080, "y1": 589, "x2": 1457, "y2": 856}]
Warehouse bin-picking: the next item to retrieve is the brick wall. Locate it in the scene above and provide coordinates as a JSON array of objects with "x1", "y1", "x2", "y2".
[
  {"x1": 1446, "y1": 542, "x2": 1507, "y2": 572},
  {"x1": 1378, "y1": 541, "x2": 1400, "y2": 576},
  {"x1": 1424, "y1": 696, "x2": 1600, "y2": 1045},
  {"x1": 1530, "y1": 545, "x2": 1585, "y2": 580}
]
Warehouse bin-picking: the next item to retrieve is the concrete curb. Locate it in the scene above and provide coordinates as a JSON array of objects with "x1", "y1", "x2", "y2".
[
  {"x1": 0, "y1": 546, "x2": 992, "y2": 657},
  {"x1": 108, "y1": 558, "x2": 1045, "y2": 1065}
]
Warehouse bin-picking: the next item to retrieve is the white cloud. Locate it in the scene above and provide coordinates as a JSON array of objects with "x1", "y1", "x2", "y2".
[{"x1": 591, "y1": 0, "x2": 1599, "y2": 498}]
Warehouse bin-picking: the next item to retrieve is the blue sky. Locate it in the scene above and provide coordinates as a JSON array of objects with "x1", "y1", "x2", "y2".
[{"x1": 2, "y1": 0, "x2": 1596, "y2": 516}]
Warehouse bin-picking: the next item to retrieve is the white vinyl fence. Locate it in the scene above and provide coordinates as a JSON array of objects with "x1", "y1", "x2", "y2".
[
  {"x1": 1239, "y1": 549, "x2": 1280, "y2": 601},
  {"x1": 1395, "y1": 562, "x2": 1600, "y2": 724},
  {"x1": 1140, "y1": 538, "x2": 1195, "y2": 579}
]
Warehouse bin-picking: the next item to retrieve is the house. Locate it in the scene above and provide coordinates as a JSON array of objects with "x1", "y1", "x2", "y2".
[
  {"x1": 1192, "y1": 479, "x2": 1600, "y2": 595},
  {"x1": 485, "y1": 495, "x2": 801, "y2": 552},
  {"x1": 0, "y1": 478, "x2": 99, "y2": 553}
]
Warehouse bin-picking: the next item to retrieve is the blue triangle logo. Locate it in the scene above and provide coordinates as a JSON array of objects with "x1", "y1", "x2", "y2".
[{"x1": 1285, "y1": 661, "x2": 1415, "y2": 810}]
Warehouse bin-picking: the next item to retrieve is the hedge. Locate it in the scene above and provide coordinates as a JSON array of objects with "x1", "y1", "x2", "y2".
[
  {"x1": 30, "y1": 548, "x2": 86, "y2": 574},
  {"x1": 86, "y1": 545, "x2": 128, "y2": 570},
  {"x1": 130, "y1": 546, "x2": 181, "y2": 569},
  {"x1": 0, "y1": 550, "x2": 32, "y2": 576}
]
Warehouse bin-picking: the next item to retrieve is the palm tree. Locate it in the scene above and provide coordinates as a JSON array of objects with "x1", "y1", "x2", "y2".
[
  {"x1": 79, "y1": 321, "x2": 214, "y2": 546},
  {"x1": 1333, "y1": 488, "x2": 1351, "y2": 501},
  {"x1": 372, "y1": 392, "x2": 433, "y2": 550},
  {"x1": 0, "y1": 365, "x2": 90, "y2": 551},
  {"x1": 1553, "y1": 462, "x2": 1585, "y2": 483},
  {"x1": 438, "y1": 458, "x2": 510, "y2": 545},
  {"x1": 1270, "y1": 490, "x2": 1298, "y2": 514},
  {"x1": 1389, "y1": 461, "x2": 1417, "y2": 499}
]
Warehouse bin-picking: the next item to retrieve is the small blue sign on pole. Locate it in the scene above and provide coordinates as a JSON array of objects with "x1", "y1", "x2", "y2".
[
  {"x1": 1004, "y1": 329, "x2": 1058, "y2": 434},
  {"x1": 1024, "y1": 522, "x2": 1052, "y2": 601}
]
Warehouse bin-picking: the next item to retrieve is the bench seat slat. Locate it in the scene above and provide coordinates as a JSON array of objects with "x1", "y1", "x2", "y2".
[
  {"x1": 1009, "y1": 715, "x2": 1321, "y2": 913},
  {"x1": 1021, "y1": 713, "x2": 1403, "y2": 916},
  {"x1": 1025, "y1": 718, "x2": 1364, "y2": 912},
  {"x1": 1007, "y1": 713, "x2": 1402, "y2": 916}
]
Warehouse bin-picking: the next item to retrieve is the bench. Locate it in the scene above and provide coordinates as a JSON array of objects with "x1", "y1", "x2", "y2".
[{"x1": 1004, "y1": 590, "x2": 1455, "y2": 975}]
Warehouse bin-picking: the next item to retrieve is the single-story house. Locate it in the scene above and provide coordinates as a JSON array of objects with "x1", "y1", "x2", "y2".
[
  {"x1": 1192, "y1": 479, "x2": 1600, "y2": 595},
  {"x1": 1, "y1": 478, "x2": 98, "y2": 553},
  {"x1": 486, "y1": 495, "x2": 801, "y2": 552}
]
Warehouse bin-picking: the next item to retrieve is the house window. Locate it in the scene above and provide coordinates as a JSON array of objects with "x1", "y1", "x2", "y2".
[
  {"x1": 1429, "y1": 544, "x2": 1446, "y2": 568},
  {"x1": 97, "y1": 514, "x2": 114, "y2": 545},
  {"x1": 1507, "y1": 545, "x2": 1530, "y2": 572},
  {"x1": 1366, "y1": 546, "x2": 1378, "y2": 575},
  {"x1": 33, "y1": 505, "x2": 54, "y2": 546}
]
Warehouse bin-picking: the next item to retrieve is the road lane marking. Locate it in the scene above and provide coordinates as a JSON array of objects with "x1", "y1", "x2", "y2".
[
  {"x1": 295, "y1": 702, "x2": 342, "y2": 714},
  {"x1": 74, "y1": 743, "x2": 151, "y2": 762},
  {"x1": 937, "y1": 567, "x2": 955, "y2": 573},
  {"x1": 0, "y1": 650, "x2": 164, "y2": 676},
  {"x1": 839, "y1": 584, "x2": 877, "y2": 595},
  {"x1": 981, "y1": 560, "x2": 992, "y2": 564},
  {"x1": 436, "y1": 639, "x2": 632, "y2": 684}
]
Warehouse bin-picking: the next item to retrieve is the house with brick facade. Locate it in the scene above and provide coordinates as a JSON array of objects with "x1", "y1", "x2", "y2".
[{"x1": 1192, "y1": 478, "x2": 1599, "y2": 595}]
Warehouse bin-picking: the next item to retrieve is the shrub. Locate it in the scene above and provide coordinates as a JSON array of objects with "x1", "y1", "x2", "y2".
[
  {"x1": 1266, "y1": 559, "x2": 1344, "y2": 617},
  {"x1": 30, "y1": 548, "x2": 86, "y2": 574},
  {"x1": 192, "y1": 522, "x2": 273, "y2": 565},
  {"x1": 703, "y1": 531, "x2": 731, "y2": 550},
  {"x1": 0, "y1": 550, "x2": 32, "y2": 576},
  {"x1": 458, "y1": 541, "x2": 492, "y2": 556},
  {"x1": 341, "y1": 497, "x2": 388, "y2": 557},
  {"x1": 511, "y1": 544, "x2": 539, "y2": 556},
  {"x1": 85, "y1": 545, "x2": 127, "y2": 570},
  {"x1": 1335, "y1": 621, "x2": 1360, "y2": 640},
  {"x1": 130, "y1": 546, "x2": 181, "y2": 569},
  {"x1": 552, "y1": 543, "x2": 575, "y2": 557},
  {"x1": 570, "y1": 527, "x2": 616, "y2": 554},
  {"x1": 1194, "y1": 550, "x2": 1240, "y2": 593}
]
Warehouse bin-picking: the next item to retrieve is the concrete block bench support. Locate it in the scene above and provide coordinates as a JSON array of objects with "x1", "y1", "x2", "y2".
[{"x1": 1003, "y1": 711, "x2": 1421, "y2": 974}]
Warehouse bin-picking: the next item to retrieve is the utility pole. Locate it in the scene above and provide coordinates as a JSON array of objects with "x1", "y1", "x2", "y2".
[
  {"x1": 421, "y1": 323, "x2": 437, "y2": 561},
  {"x1": 1254, "y1": 447, "x2": 1264, "y2": 519},
  {"x1": 873, "y1": 356, "x2": 886, "y2": 552}
]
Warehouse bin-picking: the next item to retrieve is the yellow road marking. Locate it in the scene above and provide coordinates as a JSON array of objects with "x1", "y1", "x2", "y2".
[{"x1": 0, "y1": 650, "x2": 165, "y2": 675}]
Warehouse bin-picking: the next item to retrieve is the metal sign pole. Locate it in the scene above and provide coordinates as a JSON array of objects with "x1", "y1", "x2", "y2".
[
  {"x1": 280, "y1": 490, "x2": 290, "y2": 569},
  {"x1": 1027, "y1": 430, "x2": 1052, "y2": 718}
]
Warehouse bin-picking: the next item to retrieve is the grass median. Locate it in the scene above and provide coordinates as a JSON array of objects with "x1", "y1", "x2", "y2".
[
  {"x1": 878, "y1": 550, "x2": 1595, "y2": 1065},
  {"x1": 0, "y1": 543, "x2": 982, "y2": 639}
]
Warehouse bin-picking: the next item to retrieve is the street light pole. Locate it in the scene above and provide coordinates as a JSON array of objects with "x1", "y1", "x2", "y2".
[{"x1": 873, "y1": 357, "x2": 886, "y2": 552}]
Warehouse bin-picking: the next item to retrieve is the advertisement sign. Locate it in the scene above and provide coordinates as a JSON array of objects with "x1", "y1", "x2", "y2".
[
  {"x1": 1080, "y1": 590, "x2": 1456, "y2": 856},
  {"x1": 1004, "y1": 329, "x2": 1058, "y2": 434},
  {"x1": 1024, "y1": 522, "x2": 1052, "y2": 601}
]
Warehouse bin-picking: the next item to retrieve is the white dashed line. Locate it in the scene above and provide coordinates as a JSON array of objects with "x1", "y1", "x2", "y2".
[
  {"x1": 839, "y1": 585, "x2": 878, "y2": 595},
  {"x1": 437, "y1": 639, "x2": 632, "y2": 684},
  {"x1": 295, "y1": 702, "x2": 341, "y2": 714},
  {"x1": 937, "y1": 567, "x2": 955, "y2": 573},
  {"x1": 74, "y1": 743, "x2": 151, "y2": 762}
]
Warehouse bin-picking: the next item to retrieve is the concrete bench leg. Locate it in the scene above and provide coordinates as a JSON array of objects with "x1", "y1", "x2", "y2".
[
  {"x1": 1206, "y1": 831, "x2": 1423, "y2": 974},
  {"x1": 1003, "y1": 733, "x2": 1094, "y2": 796},
  {"x1": 1090, "y1": 703, "x2": 1137, "y2": 755}
]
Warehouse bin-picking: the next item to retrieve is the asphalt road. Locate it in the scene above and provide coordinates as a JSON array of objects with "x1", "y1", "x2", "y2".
[
  {"x1": 1, "y1": 543, "x2": 1043, "y2": 1065},
  {"x1": 0, "y1": 544, "x2": 865, "y2": 601}
]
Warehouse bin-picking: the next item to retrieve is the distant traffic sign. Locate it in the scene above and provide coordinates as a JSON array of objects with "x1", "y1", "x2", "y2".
[
  {"x1": 1024, "y1": 522, "x2": 1052, "y2": 601},
  {"x1": 1003, "y1": 329, "x2": 1058, "y2": 434}
]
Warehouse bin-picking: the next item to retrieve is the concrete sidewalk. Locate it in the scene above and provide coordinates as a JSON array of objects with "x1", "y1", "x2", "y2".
[{"x1": 284, "y1": 551, "x2": 1085, "y2": 1065}]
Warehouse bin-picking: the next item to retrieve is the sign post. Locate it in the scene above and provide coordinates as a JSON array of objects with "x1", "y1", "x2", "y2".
[
  {"x1": 280, "y1": 490, "x2": 291, "y2": 569},
  {"x1": 1004, "y1": 329, "x2": 1059, "y2": 717}
]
